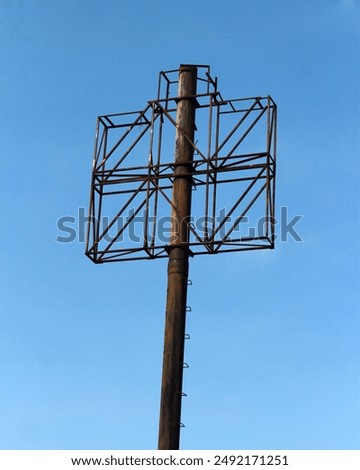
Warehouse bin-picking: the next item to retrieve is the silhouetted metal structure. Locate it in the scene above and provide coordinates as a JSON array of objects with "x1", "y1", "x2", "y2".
[{"x1": 85, "y1": 64, "x2": 277, "y2": 449}]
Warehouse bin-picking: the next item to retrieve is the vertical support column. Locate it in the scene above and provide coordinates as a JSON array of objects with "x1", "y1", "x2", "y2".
[{"x1": 158, "y1": 65, "x2": 197, "y2": 450}]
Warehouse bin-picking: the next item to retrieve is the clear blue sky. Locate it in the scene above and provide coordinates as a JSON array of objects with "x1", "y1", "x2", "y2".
[{"x1": 0, "y1": 0, "x2": 359, "y2": 450}]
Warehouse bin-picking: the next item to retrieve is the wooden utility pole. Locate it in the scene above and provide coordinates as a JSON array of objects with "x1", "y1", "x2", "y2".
[{"x1": 158, "y1": 65, "x2": 198, "y2": 450}]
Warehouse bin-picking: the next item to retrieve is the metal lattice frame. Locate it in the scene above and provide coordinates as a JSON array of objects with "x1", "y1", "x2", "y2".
[{"x1": 85, "y1": 66, "x2": 277, "y2": 263}]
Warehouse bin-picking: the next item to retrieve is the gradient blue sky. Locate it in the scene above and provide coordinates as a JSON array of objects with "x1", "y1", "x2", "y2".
[{"x1": 0, "y1": 0, "x2": 359, "y2": 450}]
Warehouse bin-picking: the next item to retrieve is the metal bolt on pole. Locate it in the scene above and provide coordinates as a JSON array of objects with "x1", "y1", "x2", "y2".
[{"x1": 158, "y1": 65, "x2": 198, "y2": 450}]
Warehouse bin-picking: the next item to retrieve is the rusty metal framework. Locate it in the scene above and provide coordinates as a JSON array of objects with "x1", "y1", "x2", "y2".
[{"x1": 85, "y1": 65, "x2": 277, "y2": 263}]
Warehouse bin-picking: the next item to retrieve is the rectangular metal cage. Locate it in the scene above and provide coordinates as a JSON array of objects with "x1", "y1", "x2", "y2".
[{"x1": 85, "y1": 66, "x2": 277, "y2": 263}]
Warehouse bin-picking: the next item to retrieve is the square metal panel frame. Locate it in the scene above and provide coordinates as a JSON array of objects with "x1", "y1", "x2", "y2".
[{"x1": 85, "y1": 67, "x2": 277, "y2": 263}]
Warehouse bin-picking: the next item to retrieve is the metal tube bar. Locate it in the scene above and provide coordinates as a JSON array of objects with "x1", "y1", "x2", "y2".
[{"x1": 158, "y1": 65, "x2": 197, "y2": 450}]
